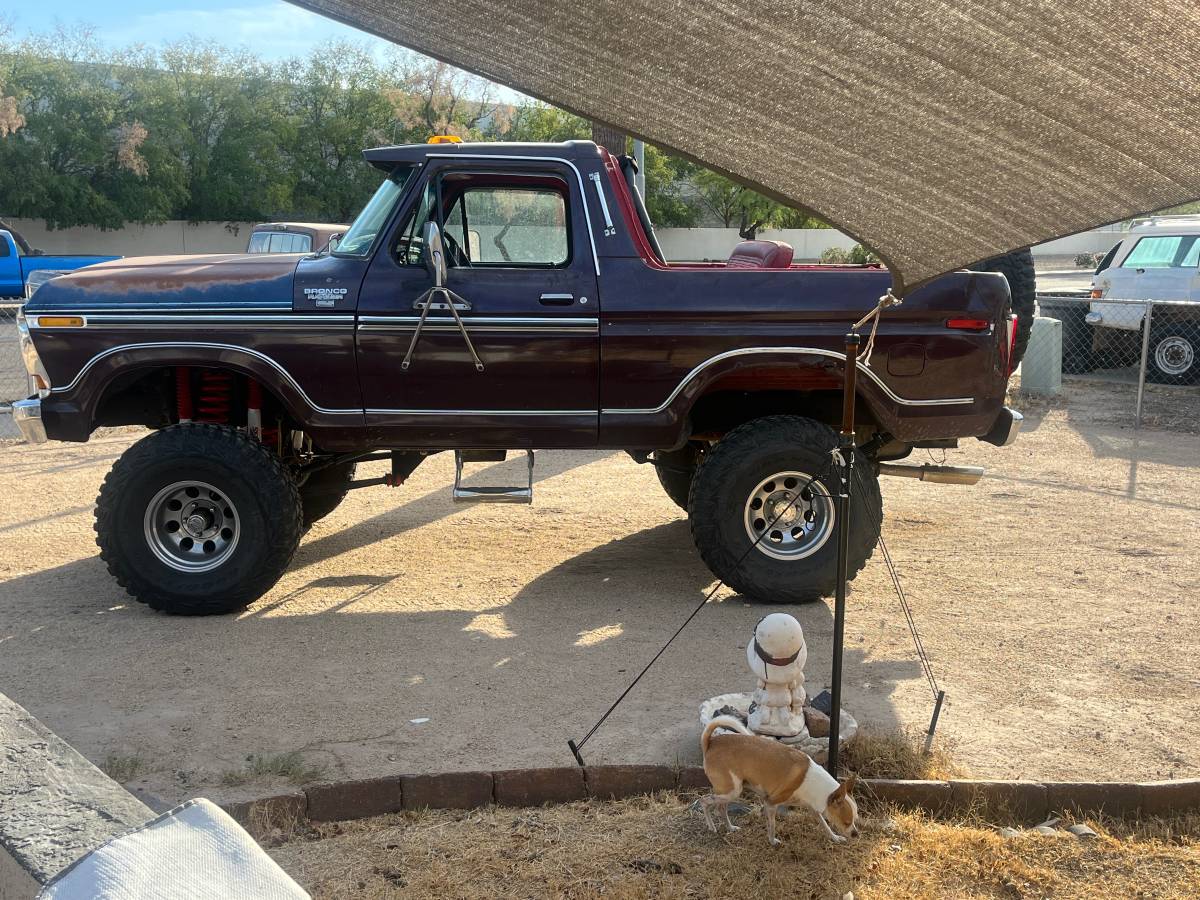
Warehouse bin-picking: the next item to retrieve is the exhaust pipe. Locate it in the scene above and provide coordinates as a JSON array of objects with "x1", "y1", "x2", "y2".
[{"x1": 877, "y1": 463, "x2": 984, "y2": 485}]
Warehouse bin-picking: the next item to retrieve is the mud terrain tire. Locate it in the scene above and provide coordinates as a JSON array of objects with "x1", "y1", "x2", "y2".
[
  {"x1": 95, "y1": 424, "x2": 302, "y2": 615},
  {"x1": 976, "y1": 249, "x2": 1036, "y2": 367},
  {"x1": 688, "y1": 416, "x2": 881, "y2": 603}
]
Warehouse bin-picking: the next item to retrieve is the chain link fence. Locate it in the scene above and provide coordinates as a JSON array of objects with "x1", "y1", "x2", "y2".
[
  {"x1": 0, "y1": 303, "x2": 29, "y2": 400},
  {"x1": 1020, "y1": 294, "x2": 1200, "y2": 427}
]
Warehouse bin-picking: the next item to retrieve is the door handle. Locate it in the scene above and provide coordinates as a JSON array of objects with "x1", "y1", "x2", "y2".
[{"x1": 539, "y1": 293, "x2": 574, "y2": 306}]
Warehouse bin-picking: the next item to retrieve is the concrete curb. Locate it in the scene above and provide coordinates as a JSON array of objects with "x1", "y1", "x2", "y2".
[{"x1": 220, "y1": 766, "x2": 1200, "y2": 831}]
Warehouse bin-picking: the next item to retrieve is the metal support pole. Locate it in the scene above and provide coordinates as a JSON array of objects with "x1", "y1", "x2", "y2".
[
  {"x1": 826, "y1": 332, "x2": 860, "y2": 777},
  {"x1": 633, "y1": 140, "x2": 646, "y2": 198},
  {"x1": 1135, "y1": 301, "x2": 1154, "y2": 430}
]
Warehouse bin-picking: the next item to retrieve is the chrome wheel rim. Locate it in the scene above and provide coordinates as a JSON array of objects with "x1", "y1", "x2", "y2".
[
  {"x1": 1155, "y1": 336, "x2": 1194, "y2": 377},
  {"x1": 144, "y1": 481, "x2": 240, "y2": 572},
  {"x1": 743, "y1": 470, "x2": 835, "y2": 561}
]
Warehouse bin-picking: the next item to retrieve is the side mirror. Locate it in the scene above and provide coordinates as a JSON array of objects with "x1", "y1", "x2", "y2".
[{"x1": 421, "y1": 221, "x2": 447, "y2": 288}]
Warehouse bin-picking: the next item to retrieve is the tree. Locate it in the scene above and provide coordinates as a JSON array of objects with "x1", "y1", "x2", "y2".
[
  {"x1": 386, "y1": 53, "x2": 501, "y2": 140},
  {"x1": 691, "y1": 169, "x2": 827, "y2": 238}
]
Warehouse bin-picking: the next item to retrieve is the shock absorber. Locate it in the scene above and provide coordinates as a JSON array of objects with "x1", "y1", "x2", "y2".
[
  {"x1": 195, "y1": 370, "x2": 234, "y2": 424},
  {"x1": 175, "y1": 366, "x2": 193, "y2": 423}
]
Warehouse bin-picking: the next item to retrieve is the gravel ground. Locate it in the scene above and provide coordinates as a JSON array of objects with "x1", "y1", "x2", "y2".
[{"x1": 0, "y1": 378, "x2": 1197, "y2": 805}]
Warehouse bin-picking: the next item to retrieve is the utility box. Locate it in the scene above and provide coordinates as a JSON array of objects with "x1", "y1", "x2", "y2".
[{"x1": 1022, "y1": 316, "x2": 1063, "y2": 395}]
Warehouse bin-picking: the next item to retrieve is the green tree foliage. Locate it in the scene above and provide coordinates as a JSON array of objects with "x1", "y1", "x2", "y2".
[{"x1": 0, "y1": 28, "x2": 829, "y2": 233}]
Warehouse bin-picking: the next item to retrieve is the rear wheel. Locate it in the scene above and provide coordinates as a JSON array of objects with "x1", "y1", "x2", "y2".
[
  {"x1": 1147, "y1": 322, "x2": 1199, "y2": 385},
  {"x1": 688, "y1": 415, "x2": 880, "y2": 603},
  {"x1": 975, "y1": 249, "x2": 1036, "y2": 367},
  {"x1": 95, "y1": 424, "x2": 302, "y2": 615}
]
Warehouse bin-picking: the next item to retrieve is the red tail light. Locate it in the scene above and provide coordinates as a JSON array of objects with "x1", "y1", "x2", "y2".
[{"x1": 945, "y1": 318, "x2": 991, "y2": 331}]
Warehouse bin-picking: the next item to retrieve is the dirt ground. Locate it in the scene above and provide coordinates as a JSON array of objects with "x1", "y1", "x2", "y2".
[
  {"x1": 0, "y1": 378, "x2": 1197, "y2": 805},
  {"x1": 269, "y1": 796, "x2": 1200, "y2": 900}
]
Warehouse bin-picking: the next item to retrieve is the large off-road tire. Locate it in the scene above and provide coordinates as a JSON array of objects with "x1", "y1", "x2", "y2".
[
  {"x1": 688, "y1": 416, "x2": 881, "y2": 604},
  {"x1": 653, "y1": 445, "x2": 703, "y2": 512},
  {"x1": 95, "y1": 424, "x2": 303, "y2": 615},
  {"x1": 975, "y1": 249, "x2": 1036, "y2": 367},
  {"x1": 300, "y1": 461, "x2": 357, "y2": 527},
  {"x1": 1147, "y1": 321, "x2": 1200, "y2": 385}
]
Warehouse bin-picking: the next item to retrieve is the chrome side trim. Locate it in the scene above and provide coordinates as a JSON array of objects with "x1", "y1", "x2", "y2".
[
  {"x1": 50, "y1": 342, "x2": 362, "y2": 415},
  {"x1": 428, "y1": 153, "x2": 601, "y2": 276},
  {"x1": 367, "y1": 408, "x2": 595, "y2": 416},
  {"x1": 358, "y1": 315, "x2": 598, "y2": 333},
  {"x1": 600, "y1": 347, "x2": 975, "y2": 414},
  {"x1": 31, "y1": 314, "x2": 354, "y2": 328}
]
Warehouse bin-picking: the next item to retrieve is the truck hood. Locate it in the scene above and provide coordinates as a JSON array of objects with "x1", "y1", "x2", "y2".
[{"x1": 25, "y1": 253, "x2": 300, "y2": 311}]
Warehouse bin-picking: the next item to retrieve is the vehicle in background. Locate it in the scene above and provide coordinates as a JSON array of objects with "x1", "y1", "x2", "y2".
[
  {"x1": 246, "y1": 222, "x2": 348, "y2": 255},
  {"x1": 17, "y1": 139, "x2": 1023, "y2": 616},
  {"x1": 1089, "y1": 216, "x2": 1200, "y2": 383},
  {"x1": 0, "y1": 227, "x2": 119, "y2": 300}
]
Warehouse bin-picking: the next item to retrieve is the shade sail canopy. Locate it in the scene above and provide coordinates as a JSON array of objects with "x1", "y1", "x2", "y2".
[{"x1": 288, "y1": 0, "x2": 1200, "y2": 293}]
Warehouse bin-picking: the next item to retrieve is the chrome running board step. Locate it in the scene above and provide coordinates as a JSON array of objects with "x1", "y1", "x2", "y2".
[{"x1": 452, "y1": 450, "x2": 534, "y2": 503}]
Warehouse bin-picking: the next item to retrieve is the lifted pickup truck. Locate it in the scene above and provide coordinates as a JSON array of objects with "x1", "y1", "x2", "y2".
[
  {"x1": 16, "y1": 139, "x2": 1022, "y2": 615},
  {"x1": 0, "y1": 226, "x2": 119, "y2": 300}
]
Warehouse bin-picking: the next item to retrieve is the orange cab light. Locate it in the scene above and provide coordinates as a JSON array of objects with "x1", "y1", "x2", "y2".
[
  {"x1": 945, "y1": 318, "x2": 990, "y2": 331},
  {"x1": 427, "y1": 135, "x2": 462, "y2": 144},
  {"x1": 37, "y1": 316, "x2": 85, "y2": 328},
  {"x1": 32, "y1": 374, "x2": 49, "y2": 390},
  {"x1": 1090, "y1": 288, "x2": 1103, "y2": 299}
]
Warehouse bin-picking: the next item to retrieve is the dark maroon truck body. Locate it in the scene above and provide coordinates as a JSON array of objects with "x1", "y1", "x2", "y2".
[{"x1": 20, "y1": 140, "x2": 1019, "y2": 456}]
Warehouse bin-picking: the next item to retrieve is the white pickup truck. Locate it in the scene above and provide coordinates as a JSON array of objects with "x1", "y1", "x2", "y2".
[{"x1": 1089, "y1": 216, "x2": 1200, "y2": 384}]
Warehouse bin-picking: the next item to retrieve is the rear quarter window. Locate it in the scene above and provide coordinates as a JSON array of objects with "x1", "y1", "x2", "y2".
[{"x1": 1120, "y1": 235, "x2": 1200, "y2": 268}]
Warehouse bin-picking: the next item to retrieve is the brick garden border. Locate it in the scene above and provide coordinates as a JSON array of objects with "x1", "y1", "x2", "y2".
[{"x1": 222, "y1": 765, "x2": 1200, "y2": 833}]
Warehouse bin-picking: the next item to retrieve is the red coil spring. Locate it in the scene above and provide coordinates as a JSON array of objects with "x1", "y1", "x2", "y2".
[
  {"x1": 195, "y1": 370, "x2": 234, "y2": 424},
  {"x1": 175, "y1": 366, "x2": 193, "y2": 421}
]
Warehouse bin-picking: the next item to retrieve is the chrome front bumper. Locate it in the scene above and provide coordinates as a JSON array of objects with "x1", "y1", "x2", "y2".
[
  {"x1": 12, "y1": 398, "x2": 47, "y2": 444},
  {"x1": 978, "y1": 406, "x2": 1023, "y2": 447}
]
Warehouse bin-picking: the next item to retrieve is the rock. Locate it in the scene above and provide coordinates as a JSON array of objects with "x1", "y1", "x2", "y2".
[
  {"x1": 1067, "y1": 823, "x2": 1098, "y2": 839},
  {"x1": 997, "y1": 826, "x2": 1022, "y2": 839},
  {"x1": 1032, "y1": 825, "x2": 1059, "y2": 836},
  {"x1": 804, "y1": 707, "x2": 831, "y2": 738}
]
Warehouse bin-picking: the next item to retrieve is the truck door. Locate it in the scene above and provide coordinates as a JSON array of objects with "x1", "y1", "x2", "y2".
[{"x1": 356, "y1": 161, "x2": 600, "y2": 447}]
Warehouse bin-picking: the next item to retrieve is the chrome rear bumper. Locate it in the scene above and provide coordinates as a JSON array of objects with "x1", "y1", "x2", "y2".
[
  {"x1": 978, "y1": 407, "x2": 1023, "y2": 447},
  {"x1": 12, "y1": 398, "x2": 47, "y2": 444}
]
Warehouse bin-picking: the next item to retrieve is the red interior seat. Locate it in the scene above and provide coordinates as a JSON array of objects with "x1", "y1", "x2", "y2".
[{"x1": 726, "y1": 240, "x2": 794, "y2": 269}]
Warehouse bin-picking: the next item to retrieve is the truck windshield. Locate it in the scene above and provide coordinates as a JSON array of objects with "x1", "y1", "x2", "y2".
[{"x1": 334, "y1": 164, "x2": 419, "y2": 257}]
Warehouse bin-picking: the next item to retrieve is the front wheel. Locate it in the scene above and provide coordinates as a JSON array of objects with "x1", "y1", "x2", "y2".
[
  {"x1": 688, "y1": 416, "x2": 881, "y2": 603},
  {"x1": 95, "y1": 424, "x2": 303, "y2": 615}
]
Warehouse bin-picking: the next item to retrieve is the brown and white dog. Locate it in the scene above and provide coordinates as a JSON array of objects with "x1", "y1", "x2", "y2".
[{"x1": 699, "y1": 715, "x2": 860, "y2": 846}]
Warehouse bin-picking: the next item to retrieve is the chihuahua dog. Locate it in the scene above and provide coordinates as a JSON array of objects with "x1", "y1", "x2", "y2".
[{"x1": 700, "y1": 715, "x2": 860, "y2": 846}]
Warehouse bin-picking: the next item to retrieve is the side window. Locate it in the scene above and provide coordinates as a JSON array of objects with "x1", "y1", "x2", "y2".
[
  {"x1": 463, "y1": 187, "x2": 568, "y2": 267},
  {"x1": 0, "y1": 237, "x2": 9, "y2": 258},
  {"x1": 246, "y1": 233, "x2": 271, "y2": 253},
  {"x1": 1121, "y1": 235, "x2": 1199, "y2": 268}
]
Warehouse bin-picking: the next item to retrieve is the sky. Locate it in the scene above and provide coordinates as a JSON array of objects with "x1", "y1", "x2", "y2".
[{"x1": 7, "y1": 0, "x2": 529, "y2": 100}]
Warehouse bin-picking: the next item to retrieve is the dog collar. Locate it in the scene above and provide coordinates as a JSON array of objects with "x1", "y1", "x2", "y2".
[{"x1": 753, "y1": 637, "x2": 801, "y2": 668}]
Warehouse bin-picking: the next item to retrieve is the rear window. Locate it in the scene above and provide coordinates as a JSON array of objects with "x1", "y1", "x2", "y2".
[{"x1": 1120, "y1": 235, "x2": 1200, "y2": 268}]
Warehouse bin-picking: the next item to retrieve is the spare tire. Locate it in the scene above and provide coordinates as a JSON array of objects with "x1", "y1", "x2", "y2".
[{"x1": 974, "y1": 249, "x2": 1036, "y2": 367}]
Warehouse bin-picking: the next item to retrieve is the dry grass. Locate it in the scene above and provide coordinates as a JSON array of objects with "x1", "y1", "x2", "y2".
[
  {"x1": 840, "y1": 727, "x2": 963, "y2": 781},
  {"x1": 100, "y1": 753, "x2": 148, "y2": 783},
  {"x1": 270, "y1": 795, "x2": 1200, "y2": 899},
  {"x1": 221, "y1": 751, "x2": 327, "y2": 786}
]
